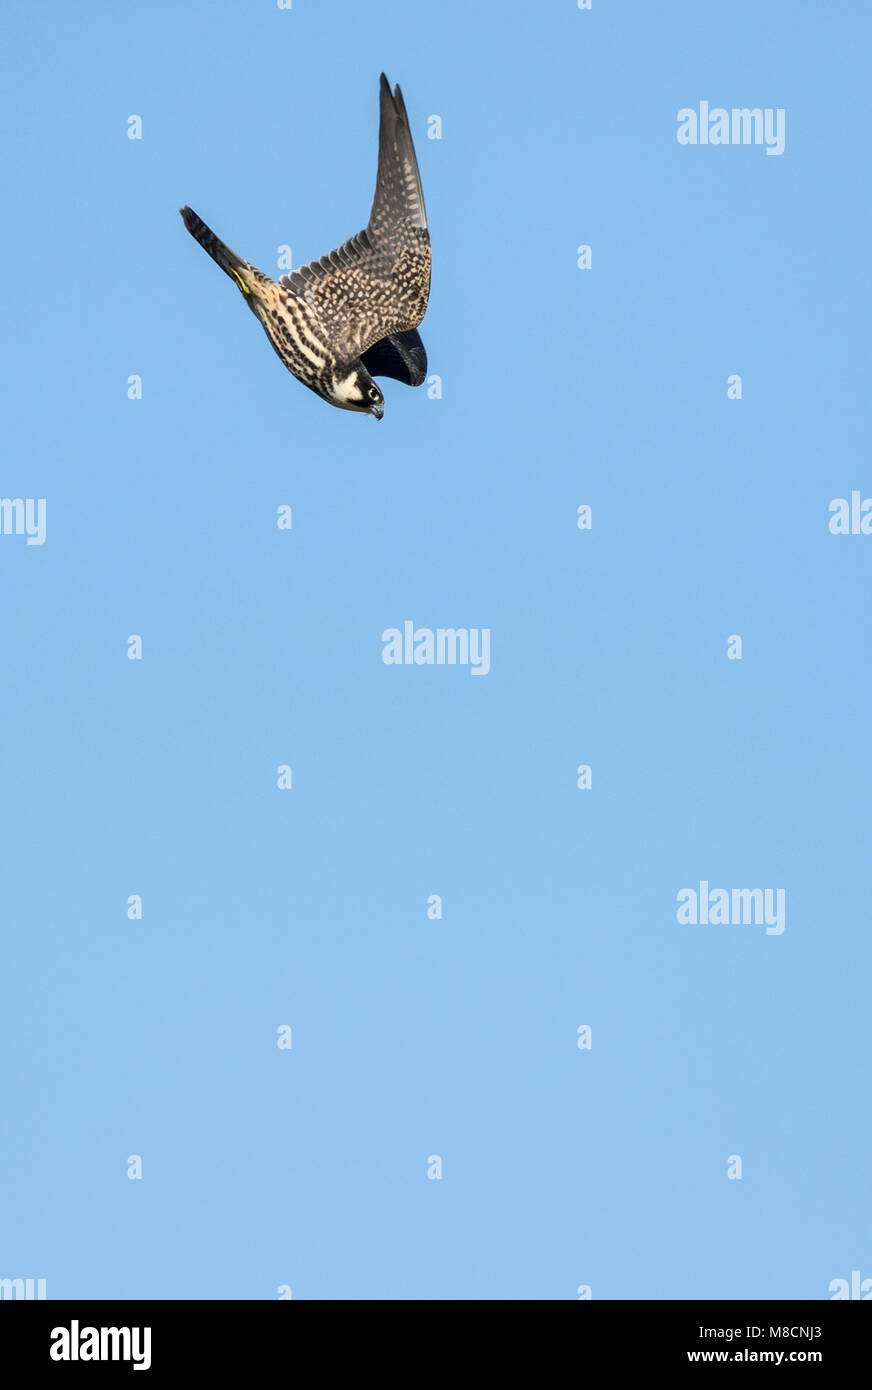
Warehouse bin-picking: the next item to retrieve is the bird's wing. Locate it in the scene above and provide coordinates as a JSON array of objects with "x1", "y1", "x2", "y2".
[
  {"x1": 361, "y1": 328, "x2": 427, "y2": 386},
  {"x1": 279, "y1": 75, "x2": 430, "y2": 361}
]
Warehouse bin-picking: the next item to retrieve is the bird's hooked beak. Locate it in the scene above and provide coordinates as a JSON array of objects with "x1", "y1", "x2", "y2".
[{"x1": 370, "y1": 401, "x2": 384, "y2": 421}]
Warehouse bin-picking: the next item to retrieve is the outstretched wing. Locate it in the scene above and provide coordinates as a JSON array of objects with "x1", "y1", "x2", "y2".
[
  {"x1": 361, "y1": 328, "x2": 427, "y2": 386},
  {"x1": 280, "y1": 74, "x2": 430, "y2": 362}
]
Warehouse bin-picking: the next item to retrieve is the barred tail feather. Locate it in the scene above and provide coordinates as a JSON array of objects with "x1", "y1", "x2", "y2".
[{"x1": 180, "y1": 206, "x2": 248, "y2": 284}]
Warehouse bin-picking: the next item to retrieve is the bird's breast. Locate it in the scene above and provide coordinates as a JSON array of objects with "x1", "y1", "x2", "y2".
[{"x1": 256, "y1": 290, "x2": 333, "y2": 376}]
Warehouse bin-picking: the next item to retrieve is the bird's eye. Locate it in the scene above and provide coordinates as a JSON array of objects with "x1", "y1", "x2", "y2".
[{"x1": 368, "y1": 386, "x2": 380, "y2": 401}]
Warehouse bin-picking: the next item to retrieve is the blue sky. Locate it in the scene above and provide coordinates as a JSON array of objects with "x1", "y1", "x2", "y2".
[{"x1": 1, "y1": 0, "x2": 870, "y2": 1299}]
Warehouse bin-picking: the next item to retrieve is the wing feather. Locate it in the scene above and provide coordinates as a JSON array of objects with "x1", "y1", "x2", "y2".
[{"x1": 279, "y1": 75, "x2": 430, "y2": 361}]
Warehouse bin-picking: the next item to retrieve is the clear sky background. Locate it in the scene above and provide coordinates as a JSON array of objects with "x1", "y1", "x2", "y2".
[{"x1": 1, "y1": 0, "x2": 870, "y2": 1300}]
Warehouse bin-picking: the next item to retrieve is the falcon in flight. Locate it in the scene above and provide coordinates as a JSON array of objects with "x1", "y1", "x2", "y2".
[{"x1": 180, "y1": 74, "x2": 430, "y2": 420}]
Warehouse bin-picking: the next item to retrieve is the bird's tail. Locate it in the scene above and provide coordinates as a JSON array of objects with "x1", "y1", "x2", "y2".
[{"x1": 179, "y1": 206, "x2": 254, "y2": 299}]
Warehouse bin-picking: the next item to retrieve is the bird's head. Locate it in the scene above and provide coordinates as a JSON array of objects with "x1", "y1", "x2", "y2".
[{"x1": 329, "y1": 363, "x2": 384, "y2": 419}]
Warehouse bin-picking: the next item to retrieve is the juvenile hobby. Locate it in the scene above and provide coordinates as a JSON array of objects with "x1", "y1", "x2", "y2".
[{"x1": 180, "y1": 74, "x2": 430, "y2": 420}]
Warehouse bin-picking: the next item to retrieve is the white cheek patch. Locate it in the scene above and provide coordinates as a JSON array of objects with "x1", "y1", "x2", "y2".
[{"x1": 333, "y1": 371, "x2": 364, "y2": 405}]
